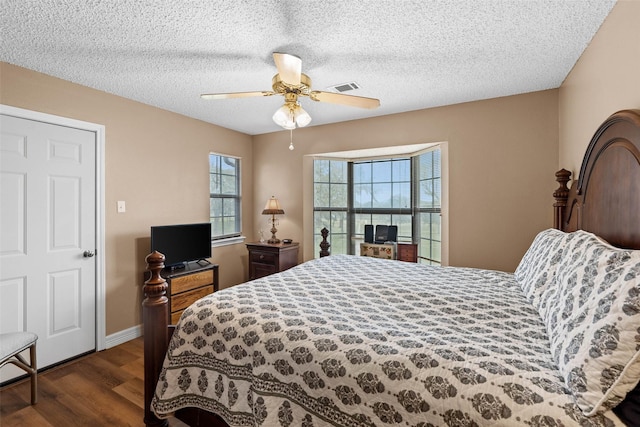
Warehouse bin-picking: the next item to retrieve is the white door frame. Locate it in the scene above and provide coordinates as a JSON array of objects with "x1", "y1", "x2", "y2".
[{"x1": 1, "y1": 104, "x2": 106, "y2": 351}]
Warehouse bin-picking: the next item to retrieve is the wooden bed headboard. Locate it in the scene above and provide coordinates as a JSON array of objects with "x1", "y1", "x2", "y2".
[{"x1": 553, "y1": 109, "x2": 640, "y2": 249}]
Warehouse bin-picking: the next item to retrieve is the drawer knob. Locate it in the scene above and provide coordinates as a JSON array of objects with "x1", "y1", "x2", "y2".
[{"x1": 259, "y1": 254, "x2": 265, "y2": 260}]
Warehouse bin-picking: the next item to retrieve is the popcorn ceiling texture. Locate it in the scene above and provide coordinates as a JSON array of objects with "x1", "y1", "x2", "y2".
[{"x1": 0, "y1": 0, "x2": 616, "y2": 135}]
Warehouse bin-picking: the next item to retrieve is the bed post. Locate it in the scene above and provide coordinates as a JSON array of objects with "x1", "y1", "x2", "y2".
[
  {"x1": 553, "y1": 169, "x2": 571, "y2": 230},
  {"x1": 319, "y1": 227, "x2": 331, "y2": 257},
  {"x1": 142, "y1": 251, "x2": 170, "y2": 427}
]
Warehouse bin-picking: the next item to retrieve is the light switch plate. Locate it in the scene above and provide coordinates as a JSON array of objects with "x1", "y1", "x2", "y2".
[{"x1": 117, "y1": 200, "x2": 126, "y2": 213}]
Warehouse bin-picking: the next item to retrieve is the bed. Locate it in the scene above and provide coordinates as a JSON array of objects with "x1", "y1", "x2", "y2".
[{"x1": 142, "y1": 109, "x2": 640, "y2": 427}]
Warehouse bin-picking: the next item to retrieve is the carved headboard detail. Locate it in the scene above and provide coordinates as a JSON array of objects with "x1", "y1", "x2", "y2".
[{"x1": 554, "y1": 110, "x2": 640, "y2": 249}]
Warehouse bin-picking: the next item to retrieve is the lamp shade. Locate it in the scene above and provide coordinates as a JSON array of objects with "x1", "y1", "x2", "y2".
[
  {"x1": 262, "y1": 196, "x2": 284, "y2": 215},
  {"x1": 294, "y1": 105, "x2": 312, "y2": 127},
  {"x1": 272, "y1": 104, "x2": 295, "y2": 130}
]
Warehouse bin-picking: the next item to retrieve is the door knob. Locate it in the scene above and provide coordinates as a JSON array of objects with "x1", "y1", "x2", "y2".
[{"x1": 83, "y1": 250, "x2": 95, "y2": 258}]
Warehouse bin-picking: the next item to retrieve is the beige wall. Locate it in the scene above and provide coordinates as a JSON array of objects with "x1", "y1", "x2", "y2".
[
  {"x1": 15, "y1": 0, "x2": 634, "y2": 336},
  {"x1": 0, "y1": 63, "x2": 254, "y2": 336},
  {"x1": 253, "y1": 90, "x2": 559, "y2": 272},
  {"x1": 559, "y1": 0, "x2": 640, "y2": 174},
  {"x1": 0, "y1": 65, "x2": 561, "y2": 337}
]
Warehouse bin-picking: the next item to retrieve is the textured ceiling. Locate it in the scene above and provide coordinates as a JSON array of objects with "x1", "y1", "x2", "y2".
[{"x1": 1, "y1": 0, "x2": 616, "y2": 135}]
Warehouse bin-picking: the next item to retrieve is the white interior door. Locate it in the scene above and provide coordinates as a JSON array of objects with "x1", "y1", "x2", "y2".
[{"x1": 1, "y1": 114, "x2": 97, "y2": 381}]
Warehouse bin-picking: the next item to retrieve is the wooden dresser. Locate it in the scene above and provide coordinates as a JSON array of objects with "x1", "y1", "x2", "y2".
[
  {"x1": 246, "y1": 242, "x2": 299, "y2": 280},
  {"x1": 397, "y1": 243, "x2": 418, "y2": 263},
  {"x1": 160, "y1": 263, "x2": 218, "y2": 324}
]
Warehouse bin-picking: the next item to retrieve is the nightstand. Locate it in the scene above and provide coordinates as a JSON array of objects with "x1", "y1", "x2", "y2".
[{"x1": 246, "y1": 242, "x2": 299, "y2": 280}]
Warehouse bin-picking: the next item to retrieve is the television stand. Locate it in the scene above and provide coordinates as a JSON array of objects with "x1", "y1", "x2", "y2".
[{"x1": 157, "y1": 263, "x2": 219, "y2": 325}]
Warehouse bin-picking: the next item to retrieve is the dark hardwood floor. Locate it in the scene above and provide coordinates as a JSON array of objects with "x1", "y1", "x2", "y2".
[{"x1": 0, "y1": 337, "x2": 187, "y2": 427}]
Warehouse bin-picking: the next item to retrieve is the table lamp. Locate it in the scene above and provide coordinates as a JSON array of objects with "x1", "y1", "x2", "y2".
[{"x1": 262, "y1": 196, "x2": 284, "y2": 243}]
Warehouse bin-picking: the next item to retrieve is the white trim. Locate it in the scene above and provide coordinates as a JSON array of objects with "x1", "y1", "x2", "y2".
[
  {"x1": 212, "y1": 235, "x2": 246, "y2": 248},
  {"x1": 308, "y1": 142, "x2": 441, "y2": 161},
  {"x1": 208, "y1": 151, "x2": 241, "y2": 160},
  {"x1": 0, "y1": 104, "x2": 107, "y2": 351},
  {"x1": 105, "y1": 324, "x2": 142, "y2": 349}
]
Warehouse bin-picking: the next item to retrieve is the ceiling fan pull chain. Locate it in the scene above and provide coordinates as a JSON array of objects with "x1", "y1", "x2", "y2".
[{"x1": 289, "y1": 129, "x2": 294, "y2": 151}]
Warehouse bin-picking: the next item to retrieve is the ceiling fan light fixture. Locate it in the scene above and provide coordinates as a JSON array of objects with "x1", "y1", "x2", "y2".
[
  {"x1": 202, "y1": 53, "x2": 380, "y2": 135},
  {"x1": 294, "y1": 104, "x2": 311, "y2": 127},
  {"x1": 272, "y1": 102, "x2": 311, "y2": 130},
  {"x1": 282, "y1": 121, "x2": 296, "y2": 130},
  {"x1": 272, "y1": 104, "x2": 296, "y2": 129}
]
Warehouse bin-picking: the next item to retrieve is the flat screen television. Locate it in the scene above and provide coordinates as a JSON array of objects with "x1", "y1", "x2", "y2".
[{"x1": 150, "y1": 222, "x2": 212, "y2": 269}]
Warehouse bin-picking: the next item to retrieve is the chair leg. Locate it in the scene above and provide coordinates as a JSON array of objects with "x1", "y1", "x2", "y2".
[
  {"x1": 29, "y1": 343, "x2": 37, "y2": 404},
  {"x1": 8, "y1": 344, "x2": 38, "y2": 404},
  {"x1": 0, "y1": 333, "x2": 38, "y2": 405}
]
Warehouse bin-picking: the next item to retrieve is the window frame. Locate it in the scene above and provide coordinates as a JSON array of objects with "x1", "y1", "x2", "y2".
[
  {"x1": 313, "y1": 146, "x2": 441, "y2": 264},
  {"x1": 209, "y1": 152, "x2": 242, "y2": 242},
  {"x1": 313, "y1": 159, "x2": 349, "y2": 256},
  {"x1": 413, "y1": 148, "x2": 442, "y2": 265},
  {"x1": 349, "y1": 158, "x2": 414, "y2": 253}
]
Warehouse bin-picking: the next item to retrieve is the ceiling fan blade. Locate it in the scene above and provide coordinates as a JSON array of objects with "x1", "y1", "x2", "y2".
[
  {"x1": 310, "y1": 91, "x2": 380, "y2": 109},
  {"x1": 273, "y1": 52, "x2": 302, "y2": 86},
  {"x1": 200, "y1": 91, "x2": 274, "y2": 100}
]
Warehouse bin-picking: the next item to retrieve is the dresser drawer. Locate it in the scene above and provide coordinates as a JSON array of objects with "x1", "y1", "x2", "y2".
[
  {"x1": 250, "y1": 251, "x2": 277, "y2": 265},
  {"x1": 170, "y1": 270, "x2": 214, "y2": 295},
  {"x1": 171, "y1": 309, "x2": 185, "y2": 325},
  {"x1": 171, "y1": 285, "x2": 213, "y2": 312}
]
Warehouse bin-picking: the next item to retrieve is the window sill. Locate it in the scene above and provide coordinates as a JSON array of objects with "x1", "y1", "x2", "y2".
[{"x1": 211, "y1": 235, "x2": 246, "y2": 248}]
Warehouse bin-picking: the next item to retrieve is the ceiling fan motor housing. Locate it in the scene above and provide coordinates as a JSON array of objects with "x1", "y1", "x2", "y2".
[{"x1": 272, "y1": 73, "x2": 312, "y2": 97}]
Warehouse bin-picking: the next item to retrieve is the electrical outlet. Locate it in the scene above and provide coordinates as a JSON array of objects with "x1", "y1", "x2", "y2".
[{"x1": 117, "y1": 200, "x2": 126, "y2": 213}]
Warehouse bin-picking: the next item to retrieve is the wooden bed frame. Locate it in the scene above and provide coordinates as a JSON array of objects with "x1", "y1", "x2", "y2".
[
  {"x1": 142, "y1": 109, "x2": 640, "y2": 427},
  {"x1": 553, "y1": 109, "x2": 640, "y2": 250}
]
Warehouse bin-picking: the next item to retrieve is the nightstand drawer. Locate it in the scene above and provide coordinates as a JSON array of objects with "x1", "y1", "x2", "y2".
[
  {"x1": 171, "y1": 285, "x2": 213, "y2": 312},
  {"x1": 246, "y1": 242, "x2": 299, "y2": 281},
  {"x1": 170, "y1": 270, "x2": 214, "y2": 295},
  {"x1": 250, "y1": 251, "x2": 276, "y2": 264}
]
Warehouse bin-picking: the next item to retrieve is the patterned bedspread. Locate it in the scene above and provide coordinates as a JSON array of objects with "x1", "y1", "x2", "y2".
[{"x1": 152, "y1": 255, "x2": 624, "y2": 426}]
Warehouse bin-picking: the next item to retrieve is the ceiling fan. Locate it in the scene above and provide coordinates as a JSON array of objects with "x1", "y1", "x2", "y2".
[{"x1": 201, "y1": 52, "x2": 380, "y2": 130}]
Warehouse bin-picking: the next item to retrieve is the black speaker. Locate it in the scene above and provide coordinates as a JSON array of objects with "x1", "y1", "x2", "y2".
[
  {"x1": 387, "y1": 225, "x2": 398, "y2": 242},
  {"x1": 375, "y1": 225, "x2": 388, "y2": 243},
  {"x1": 374, "y1": 225, "x2": 398, "y2": 243},
  {"x1": 364, "y1": 224, "x2": 374, "y2": 243}
]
